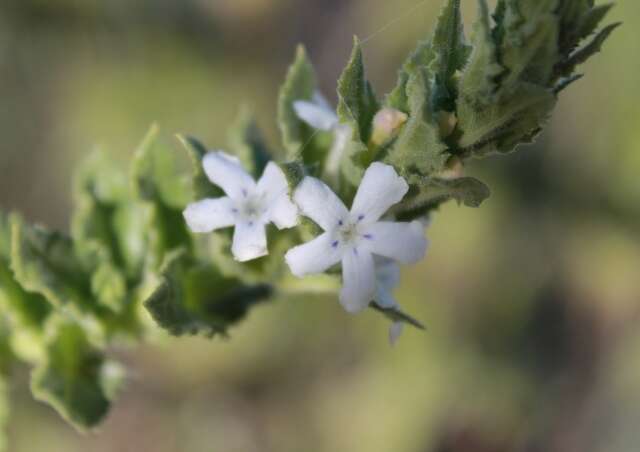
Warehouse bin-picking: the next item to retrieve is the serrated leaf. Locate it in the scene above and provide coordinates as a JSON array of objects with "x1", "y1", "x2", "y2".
[
  {"x1": 144, "y1": 250, "x2": 272, "y2": 337},
  {"x1": 575, "y1": 4, "x2": 614, "y2": 42},
  {"x1": 387, "y1": 40, "x2": 433, "y2": 113},
  {"x1": 227, "y1": 107, "x2": 271, "y2": 178},
  {"x1": 384, "y1": 67, "x2": 448, "y2": 177},
  {"x1": 555, "y1": 22, "x2": 620, "y2": 78},
  {"x1": 132, "y1": 125, "x2": 192, "y2": 268},
  {"x1": 0, "y1": 212, "x2": 51, "y2": 332},
  {"x1": 31, "y1": 318, "x2": 119, "y2": 431},
  {"x1": 0, "y1": 262, "x2": 50, "y2": 333},
  {"x1": 277, "y1": 45, "x2": 328, "y2": 166},
  {"x1": 457, "y1": 82, "x2": 556, "y2": 156},
  {"x1": 336, "y1": 37, "x2": 380, "y2": 182},
  {"x1": 176, "y1": 134, "x2": 223, "y2": 200},
  {"x1": 72, "y1": 151, "x2": 145, "y2": 280},
  {"x1": 391, "y1": 175, "x2": 490, "y2": 220},
  {"x1": 458, "y1": 0, "x2": 503, "y2": 105},
  {"x1": 11, "y1": 215, "x2": 96, "y2": 314},
  {"x1": 499, "y1": 0, "x2": 559, "y2": 88},
  {"x1": 429, "y1": 0, "x2": 471, "y2": 112}
]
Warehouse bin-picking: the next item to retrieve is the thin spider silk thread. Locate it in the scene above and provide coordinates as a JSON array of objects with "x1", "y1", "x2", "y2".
[{"x1": 295, "y1": 0, "x2": 430, "y2": 157}]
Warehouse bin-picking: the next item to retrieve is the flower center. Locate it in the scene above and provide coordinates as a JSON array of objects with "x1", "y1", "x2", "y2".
[
  {"x1": 338, "y1": 222, "x2": 360, "y2": 243},
  {"x1": 236, "y1": 195, "x2": 265, "y2": 223}
]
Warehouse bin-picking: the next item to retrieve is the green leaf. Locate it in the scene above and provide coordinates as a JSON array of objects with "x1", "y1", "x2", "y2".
[
  {"x1": 227, "y1": 107, "x2": 271, "y2": 178},
  {"x1": 90, "y1": 263, "x2": 127, "y2": 314},
  {"x1": 277, "y1": 45, "x2": 329, "y2": 166},
  {"x1": 0, "y1": 212, "x2": 51, "y2": 332},
  {"x1": 457, "y1": 82, "x2": 556, "y2": 156},
  {"x1": 11, "y1": 215, "x2": 95, "y2": 314},
  {"x1": 132, "y1": 125, "x2": 192, "y2": 268},
  {"x1": 429, "y1": 0, "x2": 471, "y2": 112},
  {"x1": 387, "y1": 40, "x2": 433, "y2": 113},
  {"x1": 72, "y1": 151, "x2": 145, "y2": 280},
  {"x1": 575, "y1": 4, "x2": 614, "y2": 42},
  {"x1": 336, "y1": 37, "x2": 380, "y2": 181},
  {"x1": 384, "y1": 66, "x2": 448, "y2": 177},
  {"x1": 457, "y1": 0, "x2": 503, "y2": 105},
  {"x1": 176, "y1": 134, "x2": 223, "y2": 200},
  {"x1": 144, "y1": 250, "x2": 272, "y2": 337},
  {"x1": 30, "y1": 317, "x2": 121, "y2": 431},
  {"x1": 555, "y1": 21, "x2": 621, "y2": 78},
  {"x1": 391, "y1": 175, "x2": 491, "y2": 221},
  {"x1": 498, "y1": 0, "x2": 559, "y2": 88}
]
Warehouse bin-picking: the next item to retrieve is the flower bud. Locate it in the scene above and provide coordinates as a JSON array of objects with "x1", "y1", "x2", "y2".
[{"x1": 370, "y1": 108, "x2": 408, "y2": 146}]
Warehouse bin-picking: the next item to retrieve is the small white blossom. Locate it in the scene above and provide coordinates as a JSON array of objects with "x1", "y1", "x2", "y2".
[
  {"x1": 183, "y1": 152, "x2": 297, "y2": 262},
  {"x1": 285, "y1": 162, "x2": 428, "y2": 313},
  {"x1": 293, "y1": 92, "x2": 351, "y2": 176}
]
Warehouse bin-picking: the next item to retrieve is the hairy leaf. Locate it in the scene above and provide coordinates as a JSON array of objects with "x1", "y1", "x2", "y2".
[
  {"x1": 145, "y1": 250, "x2": 272, "y2": 337},
  {"x1": 72, "y1": 151, "x2": 145, "y2": 281},
  {"x1": 30, "y1": 318, "x2": 121, "y2": 431},
  {"x1": 555, "y1": 22, "x2": 621, "y2": 78},
  {"x1": 228, "y1": 107, "x2": 271, "y2": 178},
  {"x1": 392, "y1": 175, "x2": 491, "y2": 221},
  {"x1": 0, "y1": 212, "x2": 50, "y2": 333},
  {"x1": 11, "y1": 215, "x2": 95, "y2": 314},
  {"x1": 277, "y1": 45, "x2": 329, "y2": 166},
  {"x1": 336, "y1": 37, "x2": 380, "y2": 183},
  {"x1": 176, "y1": 134, "x2": 223, "y2": 200},
  {"x1": 387, "y1": 40, "x2": 433, "y2": 113},
  {"x1": 458, "y1": 0, "x2": 503, "y2": 106},
  {"x1": 429, "y1": 0, "x2": 471, "y2": 112},
  {"x1": 385, "y1": 67, "x2": 448, "y2": 176},
  {"x1": 132, "y1": 125, "x2": 192, "y2": 268}
]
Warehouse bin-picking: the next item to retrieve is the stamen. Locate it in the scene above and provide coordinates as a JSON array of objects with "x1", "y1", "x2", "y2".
[
  {"x1": 357, "y1": 214, "x2": 365, "y2": 222},
  {"x1": 363, "y1": 234, "x2": 373, "y2": 240},
  {"x1": 331, "y1": 240, "x2": 339, "y2": 248}
]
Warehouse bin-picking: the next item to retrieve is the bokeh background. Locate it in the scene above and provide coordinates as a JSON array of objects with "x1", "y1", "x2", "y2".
[{"x1": 1, "y1": 1, "x2": 638, "y2": 451}]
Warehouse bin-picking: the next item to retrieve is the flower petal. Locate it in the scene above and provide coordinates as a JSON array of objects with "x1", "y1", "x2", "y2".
[
  {"x1": 231, "y1": 221, "x2": 267, "y2": 262},
  {"x1": 183, "y1": 198, "x2": 236, "y2": 233},
  {"x1": 340, "y1": 248, "x2": 376, "y2": 313},
  {"x1": 203, "y1": 151, "x2": 256, "y2": 201},
  {"x1": 269, "y1": 196, "x2": 298, "y2": 229},
  {"x1": 256, "y1": 162, "x2": 298, "y2": 229},
  {"x1": 375, "y1": 258, "x2": 401, "y2": 291},
  {"x1": 350, "y1": 162, "x2": 408, "y2": 223},
  {"x1": 312, "y1": 91, "x2": 333, "y2": 111},
  {"x1": 389, "y1": 322, "x2": 404, "y2": 345},
  {"x1": 361, "y1": 221, "x2": 427, "y2": 264},
  {"x1": 294, "y1": 177, "x2": 349, "y2": 231},
  {"x1": 285, "y1": 233, "x2": 342, "y2": 277},
  {"x1": 293, "y1": 100, "x2": 338, "y2": 131}
]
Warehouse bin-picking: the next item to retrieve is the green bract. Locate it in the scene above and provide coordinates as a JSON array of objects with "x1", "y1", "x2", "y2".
[{"x1": 0, "y1": 0, "x2": 617, "y2": 441}]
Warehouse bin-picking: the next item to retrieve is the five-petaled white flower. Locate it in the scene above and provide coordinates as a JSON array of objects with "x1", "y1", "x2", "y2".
[
  {"x1": 183, "y1": 152, "x2": 298, "y2": 262},
  {"x1": 293, "y1": 92, "x2": 351, "y2": 176},
  {"x1": 285, "y1": 162, "x2": 428, "y2": 313}
]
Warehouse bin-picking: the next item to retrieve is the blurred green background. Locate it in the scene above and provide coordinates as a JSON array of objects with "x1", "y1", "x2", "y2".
[{"x1": 1, "y1": 1, "x2": 638, "y2": 451}]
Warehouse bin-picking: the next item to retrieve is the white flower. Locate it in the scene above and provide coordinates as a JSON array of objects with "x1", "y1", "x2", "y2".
[
  {"x1": 285, "y1": 162, "x2": 428, "y2": 313},
  {"x1": 373, "y1": 258, "x2": 405, "y2": 346},
  {"x1": 183, "y1": 152, "x2": 298, "y2": 262},
  {"x1": 293, "y1": 92, "x2": 351, "y2": 176}
]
